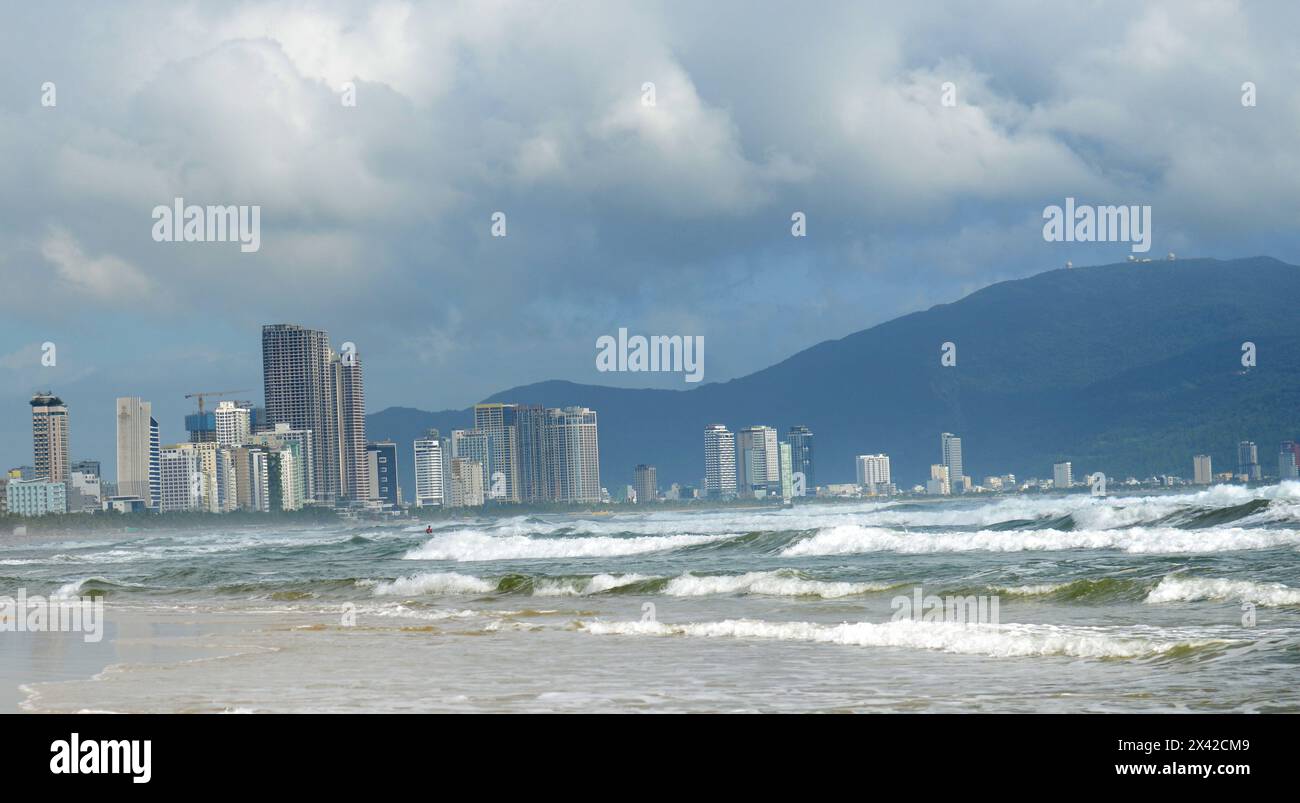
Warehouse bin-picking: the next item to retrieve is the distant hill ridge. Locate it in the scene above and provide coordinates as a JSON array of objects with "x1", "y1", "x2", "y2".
[{"x1": 369, "y1": 257, "x2": 1300, "y2": 497}]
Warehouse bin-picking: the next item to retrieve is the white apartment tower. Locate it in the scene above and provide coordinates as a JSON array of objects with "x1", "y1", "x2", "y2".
[
  {"x1": 414, "y1": 431, "x2": 445, "y2": 507},
  {"x1": 158, "y1": 444, "x2": 201, "y2": 513},
  {"x1": 856, "y1": 454, "x2": 892, "y2": 486},
  {"x1": 704, "y1": 424, "x2": 738, "y2": 498},
  {"x1": 1053, "y1": 461, "x2": 1073, "y2": 490},
  {"x1": 214, "y1": 401, "x2": 251, "y2": 448}
]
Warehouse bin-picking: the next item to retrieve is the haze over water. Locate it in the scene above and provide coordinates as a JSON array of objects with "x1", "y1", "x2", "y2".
[{"x1": 4, "y1": 484, "x2": 1299, "y2": 713}]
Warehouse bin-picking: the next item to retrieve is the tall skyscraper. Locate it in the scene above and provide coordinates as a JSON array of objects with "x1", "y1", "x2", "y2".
[
  {"x1": 333, "y1": 353, "x2": 370, "y2": 501},
  {"x1": 737, "y1": 425, "x2": 780, "y2": 498},
  {"x1": 787, "y1": 425, "x2": 815, "y2": 491},
  {"x1": 116, "y1": 397, "x2": 159, "y2": 507},
  {"x1": 703, "y1": 424, "x2": 737, "y2": 498},
  {"x1": 263, "y1": 324, "x2": 339, "y2": 502},
  {"x1": 262, "y1": 324, "x2": 368, "y2": 502},
  {"x1": 31, "y1": 392, "x2": 70, "y2": 484},
  {"x1": 941, "y1": 433, "x2": 964, "y2": 493},
  {"x1": 1193, "y1": 454, "x2": 1213, "y2": 485},
  {"x1": 474, "y1": 403, "x2": 520, "y2": 502},
  {"x1": 1237, "y1": 441, "x2": 1261, "y2": 481},
  {"x1": 633, "y1": 464, "x2": 658, "y2": 503},
  {"x1": 413, "y1": 431, "x2": 445, "y2": 507},
  {"x1": 515, "y1": 404, "x2": 549, "y2": 503},
  {"x1": 544, "y1": 406, "x2": 601, "y2": 503}
]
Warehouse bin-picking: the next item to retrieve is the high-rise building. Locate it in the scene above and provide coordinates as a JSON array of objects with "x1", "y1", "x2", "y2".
[
  {"x1": 333, "y1": 353, "x2": 369, "y2": 501},
  {"x1": 787, "y1": 425, "x2": 815, "y2": 491},
  {"x1": 366, "y1": 441, "x2": 400, "y2": 506},
  {"x1": 230, "y1": 446, "x2": 271, "y2": 511},
  {"x1": 214, "y1": 401, "x2": 251, "y2": 447},
  {"x1": 158, "y1": 444, "x2": 201, "y2": 513},
  {"x1": 928, "y1": 464, "x2": 950, "y2": 495},
  {"x1": 544, "y1": 406, "x2": 601, "y2": 503},
  {"x1": 1193, "y1": 454, "x2": 1213, "y2": 485},
  {"x1": 193, "y1": 442, "x2": 222, "y2": 513},
  {"x1": 633, "y1": 464, "x2": 658, "y2": 503},
  {"x1": 474, "y1": 403, "x2": 521, "y2": 502},
  {"x1": 117, "y1": 397, "x2": 160, "y2": 509},
  {"x1": 246, "y1": 424, "x2": 314, "y2": 503},
  {"x1": 450, "y1": 458, "x2": 485, "y2": 507},
  {"x1": 1053, "y1": 461, "x2": 1073, "y2": 490},
  {"x1": 779, "y1": 442, "x2": 794, "y2": 501},
  {"x1": 414, "y1": 431, "x2": 445, "y2": 507},
  {"x1": 266, "y1": 447, "x2": 302, "y2": 511},
  {"x1": 1280, "y1": 441, "x2": 1300, "y2": 480},
  {"x1": 185, "y1": 411, "x2": 216, "y2": 443},
  {"x1": 31, "y1": 393, "x2": 70, "y2": 484},
  {"x1": 941, "y1": 433, "x2": 964, "y2": 493},
  {"x1": 856, "y1": 454, "x2": 892, "y2": 487},
  {"x1": 1237, "y1": 441, "x2": 1261, "y2": 481},
  {"x1": 703, "y1": 424, "x2": 737, "y2": 498},
  {"x1": 737, "y1": 426, "x2": 780, "y2": 498},
  {"x1": 451, "y1": 429, "x2": 491, "y2": 498},
  {"x1": 214, "y1": 447, "x2": 238, "y2": 512},
  {"x1": 516, "y1": 405, "x2": 549, "y2": 503},
  {"x1": 262, "y1": 324, "x2": 342, "y2": 503}
]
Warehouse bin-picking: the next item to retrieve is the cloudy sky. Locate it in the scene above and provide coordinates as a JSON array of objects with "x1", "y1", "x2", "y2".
[{"x1": 3, "y1": 0, "x2": 1299, "y2": 480}]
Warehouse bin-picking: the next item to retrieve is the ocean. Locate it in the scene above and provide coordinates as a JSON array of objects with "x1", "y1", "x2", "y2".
[{"x1": 3, "y1": 483, "x2": 1299, "y2": 713}]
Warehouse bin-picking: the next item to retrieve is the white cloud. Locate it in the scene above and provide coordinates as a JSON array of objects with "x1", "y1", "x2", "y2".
[{"x1": 40, "y1": 227, "x2": 154, "y2": 301}]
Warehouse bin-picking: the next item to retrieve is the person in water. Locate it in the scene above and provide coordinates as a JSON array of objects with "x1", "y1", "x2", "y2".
[{"x1": 425, "y1": 525, "x2": 433, "y2": 534}]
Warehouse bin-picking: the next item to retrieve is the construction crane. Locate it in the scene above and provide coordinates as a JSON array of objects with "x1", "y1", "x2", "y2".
[{"x1": 184, "y1": 389, "x2": 252, "y2": 417}]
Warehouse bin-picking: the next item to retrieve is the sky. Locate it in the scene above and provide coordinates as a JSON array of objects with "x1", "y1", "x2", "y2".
[{"x1": 3, "y1": 0, "x2": 1300, "y2": 481}]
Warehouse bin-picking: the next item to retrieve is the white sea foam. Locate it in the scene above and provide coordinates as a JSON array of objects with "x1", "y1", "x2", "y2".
[
  {"x1": 580, "y1": 618, "x2": 1223, "y2": 659},
  {"x1": 1146, "y1": 576, "x2": 1300, "y2": 607},
  {"x1": 662, "y1": 571, "x2": 891, "y2": 598},
  {"x1": 532, "y1": 573, "x2": 655, "y2": 596},
  {"x1": 403, "y1": 531, "x2": 732, "y2": 561},
  {"x1": 992, "y1": 583, "x2": 1066, "y2": 596},
  {"x1": 781, "y1": 524, "x2": 1300, "y2": 556},
  {"x1": 372, "y1": 572, "x2": 496, "y2": 596}
]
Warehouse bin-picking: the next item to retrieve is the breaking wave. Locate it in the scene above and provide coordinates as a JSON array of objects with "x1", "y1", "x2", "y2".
[
  {"x1": 579, "y1": 618, "x2": 1231, "y2": 660},
  {"x1": 1146, "y1": 576, "x2": 1300, "y2": 607},
  {"x1": 403, "y1": 530, "x2": 734, "y2": 561},
  {"x1": 781, "y1": 524, "x2": 1300, "y2": 556}
]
